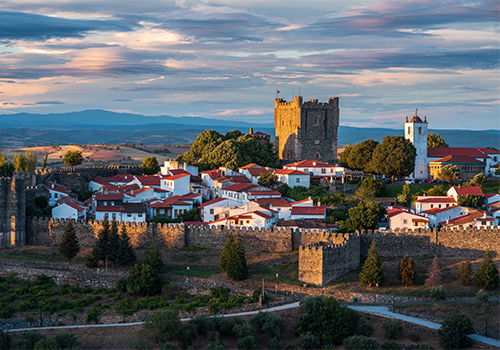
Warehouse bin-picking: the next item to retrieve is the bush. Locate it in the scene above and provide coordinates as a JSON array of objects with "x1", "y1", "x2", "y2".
[
  {"x1": 0, "y1": 329, "x2": 11, "y2": 350},
  {"x1": 237, "y1": 335, "x2": 257, "y2": 350},
  {"x1": 437, "y1": 314, "x2": 475, "y2": 349},
  {"x1": 34, "y1": 274, "x2": 55, "y2": 287},
  {"x1": 159, "y1": 342, "x2": 178, "y2": 350},
  {"x1": 297, "y1": 331, "x2": 321, "y2": 350},
  {"x1": 476, "y1": 290, "x2": 489, "y2": 302},
  {"x1": 33, "y1": 337, "x2": 58, "y2": 350},
  {"x1": 418, "y1": 343, "x2": 434, "y2": 350},
  {"x1": 382, "y1": 320, "x2": 403, "y2": 340},
  {"x1": 398, "y1": 257, "x2": 416, "y2": 287},
  {"x1": 343, "y1": 336, "x2": 379, "y2": 350},
  {"x1": 356, "y1": 317, "x2": 373, "y2": 336},
  {"x1": 261, "y1": 315, "x2": 285, "y2": 338},
  {"x1": 116, "y1": 278, "x2": 127, "y2": 294},
  {"x1": 54, "y1": 332, "x2": 79, "y2": 349},
  {"x1": 456, "y1": 260, "x2": 473, "y2": 286},
  {"x1": 430, "y1": 286, "x2": 446, "y2": 300},
  {"x1": 409, "y1": 332, "x2": 420, "y2": 342},
  {"x1": 382, "y1": 340, "x2": 402, "y2": 349},
  {"x1": 267, "y1": 337, "x2": 283, "y2": 350},
  {"x1": 19, "y1": 331, "x2": 46, "y2": 349},
  {"x1": 178, "y1": 322, "x2": 199, "y2": 349},
  {"x1": 126, "y1": 263, "x2": 162, "y2": 296},
  {"x1": 233, "y1": 323, "x2": 255, "y2": 338},
  {"x1": 474, "y1": 251, "x2": 500, "y2": 290},
  {"x1": 142, "y1": 310, "x2": 181, "y2": 345},
  {"x1": 359, "y1": 240, "x2": 383, "y2": 287}
]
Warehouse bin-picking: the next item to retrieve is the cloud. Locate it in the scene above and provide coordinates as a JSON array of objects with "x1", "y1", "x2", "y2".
[
  {"x1": 113, "y1": 98, "x2": 132, "y2": 102},
  {"x1": 35, "y1": 100, "x2": 65, "y2": 105},
  {"x1": 0, "y1": 11, "x2": 137, "y2": 41}
]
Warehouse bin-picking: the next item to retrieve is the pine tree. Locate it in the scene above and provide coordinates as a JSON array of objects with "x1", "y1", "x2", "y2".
[
  {"x1": 398, "y1": 257, "x2": 416, "y2": 287},
  {"x1": 474, "y1": 251, "x2": 499, "y2": 290},
  {"x1": 108, "y1": 220, "x2": 120, "y2": 267},
  {"x1": 359, "y1": 240, "x2": 383, "y2": 287},
  {"x1": 95, "y1": 214, "x2": 112, "y2": 271},
  {"x1": 144, "y1": 245, "x2": 164, "y2": 274},
  {"x1": 425, "y1": 256, "x2": 441, "y2": 287},
  {"x1": 58, "y1": 220, "x2": 80, "y2": 265},
  {"x1": 228, "y1": 233, "x2": 248, "y2": 281},
  {"x1": 219, "y1": 231, "x2": 235, "y2": 272},
  {"x1": 116, "y1": 225, "x2": 137, "y2": 266},
  {"x1": 456, "y1": 260, "x2": 473, "y2": 286}
]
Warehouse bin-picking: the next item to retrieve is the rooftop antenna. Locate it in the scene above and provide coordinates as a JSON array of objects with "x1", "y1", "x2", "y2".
[{"x1": 415, "y1": 108, "x2": 418, "y2": 117}]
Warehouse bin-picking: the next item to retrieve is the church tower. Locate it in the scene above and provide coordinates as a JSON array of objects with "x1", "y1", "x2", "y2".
[{"x1": 404, "y1": 109, "x2": 428, "y2": 179}]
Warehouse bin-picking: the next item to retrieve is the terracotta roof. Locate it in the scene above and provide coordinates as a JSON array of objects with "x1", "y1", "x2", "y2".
[
  {"x1": 291, "y1": 198, "x2": 313, "y2": 205},
  {"x1": 102, "y1": 174, "x2": 135, "y2": 183},
  {"x1": 149, "y1": 201, "x2": 172, "y2": 208},
  {"x1": 162, "y1": 173, "x2": 190, "y2": 181},
  {"x1": 253, "y1": 211, "x2": 273, "y2": 219},
  {"x1": 275, "y1": 169, "x2": 310, "y2": 176},
  {"x1": 90, "y1": 179, "x2": 113, "y2": 187},
  {"x1": 421, "y1": 206, "x2": 459, "y2": 215},
  {"x1": 246, "y1": 190, "x2": 282, "y2": 196},
  {"x1": 121, "y1": 184, "x2": 141, "y2": 192},
  {"x1": 222, "y1": 183, "x2": 255, "y2": 192},
  {"x1": 63, "y1": 202, "x2": 86, "y2": 211},
  {"x1": 199, "y1": 198, "x2": 227, "y2": 208},
  {"x1": 439, "y1": 210, "x2": 483, "y2": 226},
  {"x1": 45, "y1": 185, "x2": 70, "y2": 196},
  {"x1": 95, "y1": 206, "x2": 124, "y2": 212},
  {"x1": 291, "y1": 206, "x2": 326, "y2": 215},
  {"x1": 415, "y1": 197, "x2": 456, "y2": 203},
  {"x1": 169, "y1": 169, "x2": 191, "y2": 175},
  {"x1": 431, "y1": 155, "x2": 482, "y2": 164},
  {"x1": 134, "y1": 175, "x2": 162, "y2": 186},
  {"x1": 283, "y1": 160, "x2": 332, "y2": 168},
  {"x1": 247, "y1": 168, "x2": 270, "y2": 177},
  {"x1": 201, "y1": 169, "x2": 224, "y2": 180},
  {"x1": 179, "y1": 193, "x2": 202, "y2": 200},
  {"x1": 387, "y1": 208, "x2": 428, "y2": 221},
  {"x1": 485, "y1": 193, "x2": 500, "y2": 199},
  {"x1": 163, "y1": 197, "x2": 191, "y2": 206},
  {"x1": 253, "y1": 197, "x2": 292, "y2": 207},
  {"x1": 428, "y1": 147, "x2": 491, "y2": 159},
  {"x1": 408, "y1": 115, "x2": 424, "y2": 123},
  {"x1": 94, "y1": 193, "x2": 123, "y2": 201},
  {"x1": 221, "y1": 175, "x2": 252, "y2": 183},
  {"x1": 450, "y1": 186, "x2": 484, "y2": 197},
  {"x1": 239, "y1": 163, "x2": 258, "y2": 169},
  {"x1": 478, "y1": 147, "x2": 500, "y2": 154},
  {"x1": 45, "y1": 181, "x2": 70, "y2": 192}
]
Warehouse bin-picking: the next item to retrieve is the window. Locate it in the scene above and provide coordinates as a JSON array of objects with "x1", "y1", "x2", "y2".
[
  {"x1": 296, "y1": 178, "x2": 300, "y2": 183},
  {"x1": 55, "y1": 193, "x2": 58, "y2": 198},
  {"x1": 210, "y1": 209, "x2": 214, "y2": 214},
  {"x1": 403, "y1": 219, "x2": 407, "y2": 224},
  {"x1": 138, "y1": 214, "x2": 143, "y2": 217},
  {"x1": 321, "y1": 168, "x2": 326, "y2": 174},
  {"x1": 314, "y1": 116, "x2": 319, "y2": 126},
  {"x1": 446, "y1": 204, "x2": 449, "y2": 207},
  {"x1": 430, "y1": 204, "x2": 434, "y2": 208},
  {"x1": 315, "y1": 153, "x2": 320, "y2": 159},
  {"x1": 103, "y1": 201, "x2": 107, "y2": 206},
  {"x1": 111, "y1": 201, "x2": 114, "y2": 206},
  {"x1": 407, "y1": 127, "x2": 410, "y2": 134},
  {"x1": 127, "y1": 213, "x2": 132, "y2": 217},
  {"x1": 419, "y1": 127, "x2": 422, "y2": 135},
  {"x1": 438, "y1": 204, "x2": 441, "y2": 208},
  {"x1": 112, "y1": 213, "x2": 116, "y2": 219}
]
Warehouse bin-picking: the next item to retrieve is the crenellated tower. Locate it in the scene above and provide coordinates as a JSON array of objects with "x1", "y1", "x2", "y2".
[
  {"x1": 404, "y1": 109, "x2": 428, "y2": 179},
  {"x1": 0, "y1": 176, "x2": 26, "y2": 248}
]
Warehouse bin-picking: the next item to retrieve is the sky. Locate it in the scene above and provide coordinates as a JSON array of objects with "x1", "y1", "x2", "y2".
[{"x1": 0, "y1": 0, "x2": 498, "y2": 130}]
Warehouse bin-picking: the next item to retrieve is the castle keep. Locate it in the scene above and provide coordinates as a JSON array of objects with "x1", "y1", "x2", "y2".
[
  {"x1": 274, "y1": 96, "x2": 339, "y2": 164},
  {"x1": 0, "y1": 177, "x2": 26, "y2": 248}
]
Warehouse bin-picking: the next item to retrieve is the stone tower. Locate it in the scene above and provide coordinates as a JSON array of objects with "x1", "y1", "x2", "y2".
[
  {"x1": 0, "y1": 176, "x2": 26, "y2": 248},
  {"x1": 274, "y1": 96, "x2": 339, "y2": 165},
  {"x1": 404, "y1": 110, "x2": 428, "y2": 179}
]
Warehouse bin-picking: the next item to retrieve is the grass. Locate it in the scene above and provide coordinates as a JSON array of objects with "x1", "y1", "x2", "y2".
[
  {"x1": 383, "y1": 184, "x2": 440, "y2": 198},
  {"x1": 1, "y1": 251, "x2": 86, "y2": 265},
  {"x1": 162, "y1": 265, "x2": 221, "y2": 278},
  {"x1": 248, "y1": 261, "x2": 302, "y2": 286},
  {"x1": 481, "y1": 181, "x2": 500, "y2": 193}
]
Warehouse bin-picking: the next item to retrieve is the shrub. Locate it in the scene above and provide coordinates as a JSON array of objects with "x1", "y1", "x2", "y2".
[
  {"x1": 33, "y1": 337, "x2": 58, "y2": 350},
  {"x1": 34, "y1": 274, "x2": 55, "y2": 287},
  {"x1": 144, "y1": 247, "x2": 164, "y2": 273},
  {"x1": 476, "y1": 290, "x2": 489, "y2": 302},
  {"x1": 0, "y1": 329, "x2": 11, "y2": 350},
  {"x1": 19, "y1": 331, "x2": 46, "y2": 349},
  {"x1": 159, "y1": 343, "x2": 178, "y2": 350},
  {"x1": 116, "y1": 278, "x2": 127, "y2": 294},
  {"x1": 267, "y1": 336, "x2": 283, "y2": 350},
  {"x1": 382, "y1": 320, "x2": 403, "y2": 340},
  {"x1": 430, "y1": 286, "x2": 446, "y2": 300},
  {"x1": 86, "y1": 308, "x2": 100, "y2": 324},
  {"x1": 126, "y1": 263, "x2": 162, "y2": 296},
  {"x1": 343, "y1": 336, "x2": 379, "y2": 350},
  {"x1": 456, "y1": 260, "x2": 473, "y2": 286},
  {"x1": 233, "y1": 323, "x2": 255, "y2": 338},
  {"x1": 398, "y1": 257, "x2": 416, "y2": 287},
  {"x1": 142, "y1": 310, "x2": 181, "y2": 345},
  {"x1": 237, "y1": 335, "x2": 257, "y2": 350},
  {"x1": 261, "y1": 314, "x2": 286, "y2": 338},
  {"x1": 0, "y1": 306, "x2": 16, "y2": 318},
  {"x1": 418, "y1": 343, "x2": 434, "y2": 350},
  {"x1": 252, "y1": 290, "x2": 263, "y2": 303},
  {"x1": 409, "y1": 332, "x2": 420, "y2": 342},
  {"x1": 382, "y1": 340, "x2": 402, "y2": 349},
  {"x1": 437, "y1": 314, "x2": 475, "y2": 349},
  {"x1": 474, "y1": 251, "x2": 500, "y2": 290},
  {"x1": 178, "y1": 322, "x2": 199, "y2": 349},
  {"x1": 297, "y1": 331, "x2": 321, "y2": 350},
  {"x1": 356, "y1": 317, "x2": 373, "y2": 336}
]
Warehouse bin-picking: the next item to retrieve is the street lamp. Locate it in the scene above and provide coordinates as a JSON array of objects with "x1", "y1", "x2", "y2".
[
  {"x1": 187, "y1": 266, "x2": 190, "y2": 279},
  {"x1": 276, "y1": 273, "x2": 279, "y2": 294}
]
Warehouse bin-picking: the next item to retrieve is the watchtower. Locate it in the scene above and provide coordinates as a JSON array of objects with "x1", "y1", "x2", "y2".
[
  {"x1": 0, "y1": 176, "x2": 26, "y2": 248},
  {"x1": 274, "y1": 96, "x2": 339, "y2": 165},
  {"x1": 404, "y1": 109, "x2": 428, "y2": 179}
]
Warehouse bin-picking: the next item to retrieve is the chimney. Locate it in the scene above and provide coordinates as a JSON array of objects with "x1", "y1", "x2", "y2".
[{"x1": 51, "y1": 183, "x2": 54, "y2": 189}]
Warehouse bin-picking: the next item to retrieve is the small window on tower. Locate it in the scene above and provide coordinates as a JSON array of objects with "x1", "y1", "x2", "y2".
[
  {"x1": 419, "y1": 127, "x2": 422, "y2": 135},
  {"x1": 314, "y1": 116, "x2": 319, "y2": 126},
  {"x1": 408, "y1": 127, "x2": 410, "y2": 134},
  {"x1": 315, "y1": 153, "x2": 320, "y2": 159}
]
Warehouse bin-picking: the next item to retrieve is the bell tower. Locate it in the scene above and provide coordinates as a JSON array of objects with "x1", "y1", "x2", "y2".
[{"x1": 404, "y1": 109, "x2": 428, "y2": 179}]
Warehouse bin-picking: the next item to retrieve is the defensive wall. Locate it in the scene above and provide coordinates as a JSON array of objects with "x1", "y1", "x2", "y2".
[{"x1": 0, "y1": 177, "x2": 26, "y2": 249}]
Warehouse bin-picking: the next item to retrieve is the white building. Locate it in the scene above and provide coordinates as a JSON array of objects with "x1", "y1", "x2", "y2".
[
  {"x1": 290, "y1": 206, "x2": 326, "y2": 220},
  {"x1": 404, "y1": 111, "x2": 428, "y2": 180},
  {"x1": 414, "y1": 196, "x2": 457, "y2": 214},
  {"x1": 160, "y1": 173, "x2": 191, "y2": 196},
  {"x1": 386, "y1": 208, "x2": 429, "y2": 230},
  {"x1": 160, "y1": 160, "x2": 198, "y2": 176},
  {"x1": 420, "y1": 206, "x2": 468, "y2": 228},
  {"x1": 274, "y1": 169, "x2": 310, "y2": 188},
  {"x1": 52, "y1": 202, "x2": 86, "y2": 220}
]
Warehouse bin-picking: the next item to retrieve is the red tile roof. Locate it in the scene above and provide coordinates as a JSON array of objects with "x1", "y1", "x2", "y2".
[
  {"x1": 169, "y1": 169, "x2": 191, "y2": 175},
  {"x1": 219, "y1": 175, "x2": 252, "y2": 183},
  {"x1": 246, "y1": 190, "x2": 282, "y2": 196},
  {"x1": 64, "y1": 202, "x2": 86, "y2": 211},
  {"x1": 239, "y1": 163, "x2": 258, "y2": 169},
  {"x1": 485, "y1": 193, "x2": 499, "y2": 199},
  {"x1": 421, "y1": 206, "x2": 459, "y2": 215},
  {"x1": 253, "y1": 211, "x2": 273, "y2": 219},
  {"x1": 162, "y1": 173, "x2": 190, "y2": 181},
  {"x1": 102, "y1": 174, "x2": 135, "y2": 183},
  {"x1": 149, "y1": 202, "x2": 172, "y2": 208},
  {"x1": 387, "y1": 208, "x2": 428, "y2": 221},
  {"x1": 201, "y1": 169, "x2": 224, "y2": 180},
  {"x1": 415, "y1": 197, "x2": 456, "y2": 203},
  {"x1": 223, "y1": 183, "x2": 255, "y2": 192},
  {"x1": 427, "y1": 147, "x2": 491, "y2": 159},
  {"x1": 134, "y1": 175, "x2": 164, "y2": 186},
  {"x1": 95, "y1": 206, "x2": 124, "y2": 212},
  {"x1": 451, "y1": 186, "x2": 484, "y2": 197},
  {"x1": 94, "y1": 193, "x2": 123, "y2": 201},
  {"x1": 284, "y1": 160, "x2": 332, "y2": 168},
  {"x1": 247, "y1": 168, "x2": 270, "y2": 177},
  {"x1": 291, "y1": 206, "x2": 326, "y2": 215},
  {"x1": 253, "y1": 197, "x2": 292, "y2": 207},
  {"x1": 275, "y1": 169, "x2": 310, "y2": 176},
  {"x1": 198, "y1": 198, "x2": 227, "y2": 208},
  {"x1": 431, "y1": 155, "x2": 482, "y2": 164}
]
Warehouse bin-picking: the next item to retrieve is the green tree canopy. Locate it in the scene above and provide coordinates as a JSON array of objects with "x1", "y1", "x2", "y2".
[
  {"x1": 0, "y1": 153, "x2": 14, "y2": 177},
  {"x1": 398, "y1": 257, "x2": 416, "y2": 287},
  {"x1": 115, "y1": 225, "x2": 137, "y2": 266},
  {"x1": 426, "y1": 185, "x2": 447, "y2": 196},
  {"x1": 437, "y1": 314, "x2": 474, "y2": 349},
  {"x1": 427, "y1": 132, "x2": 449, "y2": 148},
  {"x1": 258, "y1": 172, "x2": 277, "y2": 187},
  {"x1": 219, "y1": 232, "x2": 248, "y2": 281},
  {"x1": 12, "y1": 151, "x2": 37, "y2": 173},
  {"x1": 437, "y1": 164, "x2": 460, "y2": 183},
  {"x1": 359, "y1": 177, "x2": 385, "y2": 197},
  {"x1": 474, "y1": 250, "x2": 499, "y2": 290},
  {"x1": 370, "y1": 136, "x2": 416, "y2": 178},
  {"x1": 359, "y1": 240, "x2": 383, "y2": 287},
  {"x1": 140, "y1": 156, "x2": 160, "y2": 175},
  {"x1": 346, "y1": 139, "x2": 379, "y2": 172},
  {"x1": 463, "y1": 172, "x2": 485, "y2": 187},
  {"x1": 57, "y1": 220, "x2": 80, "y2": 265},
  {"x1": 338, "y1": 144, "x2": 352, "y2": 168},
  {"x1": 62, "y1": 151, "x2": 83, "y2": 170},
  {"x1": 340, "y1": 201, "x2": 386, "y2": 232}
]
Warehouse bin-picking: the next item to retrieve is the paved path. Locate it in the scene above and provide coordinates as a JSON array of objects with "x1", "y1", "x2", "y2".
[{"x1": 8, "y1": 302, "x2": 499, "y2": 348}]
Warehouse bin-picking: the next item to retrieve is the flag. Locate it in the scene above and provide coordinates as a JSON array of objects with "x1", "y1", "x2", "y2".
[{"x1": 277, "y1": 90, "x2": 280, "y2": 94}]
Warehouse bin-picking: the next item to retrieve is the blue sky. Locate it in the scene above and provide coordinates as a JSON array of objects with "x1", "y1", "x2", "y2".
[{"x1": 0, "y1": 0, "x2": 498, "y2": 130}]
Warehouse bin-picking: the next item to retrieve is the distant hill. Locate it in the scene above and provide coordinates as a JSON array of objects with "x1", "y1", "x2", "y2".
[{"x1": 0, "y1": 110, "x2": 498, "y2": 149}]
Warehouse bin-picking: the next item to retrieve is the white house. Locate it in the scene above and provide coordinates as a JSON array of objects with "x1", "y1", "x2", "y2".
[
  {"x1": 447, "y1": 186, "x2": 484, "y2": 201},
  {"x1": 290, "y1": 206, "x2": 326, "y2": 220},
  {"x1": 209, "y1": 210, "x2": 276, "y2": 229},
  {"x1": 253, "y1": 197, "x2": 292, "y2": 220},
  {"x1": 148, "y1": 197, "x2": 193, "y2": 220},
  {"x1": 198, "y1": 197, "x2": 241, "y2": 222},
  {"x1": 160, "y1": 173, "x2": 190, "y2": 196},
  {"x1": 89, "y1": 179, "x2": 118, "y2": 192},
  {"x1": 95, "y1": 203, "x2": 146, "y2": 222},
  {"x1": 131, "y1": 186, "x2": 170, "y2": 201},
  {"x1": 291, "y1": 198, "x2": 315, "y2": 207},
  {"x1": 283, "y1": 159, "x2": 337, "y2": 177},
  {"x1": 274, "y1": 169, "x2": 310, "y2": 188},
  {"x1": 239, "y1": 164, "x2": 273, "y2": 184},
  {"x1": 52, "y1": 202, "x2": 86, "y2": 220},
  {"x1": 414, "y1": 196, "x2": 457, "y2": 214},
  {"x1": 200, "y1": 169, "x2": 225, "y2": 199},
  {"x1": 45, "y1": 182, "x2": 72, "y2": 207},
  {"x1": 160, "y1": 160, "x2": 199, "y2": 176},
  {"x1": 420, "y1": 206, "x2": 468, "y2": 228},
  {"x1": 386, "y1": 208, "x2": 429, "y2": 230},
  {"x1": 127, "y1": 175, "x2": 164, "y2": 189},
  {"x1": 485, "y1": 193, "x2": 500, "y2": 206},
  {"x1": 101, "y1": 174, "x2": 135, "y2": 186}
]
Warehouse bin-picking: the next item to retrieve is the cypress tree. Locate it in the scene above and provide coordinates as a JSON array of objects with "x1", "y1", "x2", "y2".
[
  {"x1": 144, "y1": 245, "x2": 164, "y2": 274},
  {"x1": 474, "y1": 251, "x2": 499, "y2": 290},
  {"x1": 219, "y1": 231, "x2": 235, "y2": 272},
  {"x1": 398, "y1": 257, "x2": 416, "y2": 287},
  {"x1": 95, "y1": 214, "x2": 112, "y2": 270},
  {"x1": 116, "y1": 224, "x2": 137, "y2": 266},
  {"x1": 359, "y1": 240, "x2": 383, "y2": 287},
  {"x1": 456, "y1": 260, "x2": 473, "y2": 286},
  {"x1": 425, "y1": 256, "x2": 441, "y2": 287},
  {"x1": 108, "y1": 220, "x2": 120, "y2": 267},
  {"x1": 228, "y1": 233, "x2": 248, "y2": 281},
  {"x1": 58, "y1": 220, "x2": 80, "y2": 265}
]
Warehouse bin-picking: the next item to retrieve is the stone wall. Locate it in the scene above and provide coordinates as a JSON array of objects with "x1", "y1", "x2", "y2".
[{"x1": 0, "y1": 177, "x2": 26, "y2": 248}]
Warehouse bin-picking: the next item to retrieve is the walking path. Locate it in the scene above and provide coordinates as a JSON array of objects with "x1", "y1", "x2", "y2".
[{"x1": 7, "y1": 302, "x2": 499, "y2": 348}]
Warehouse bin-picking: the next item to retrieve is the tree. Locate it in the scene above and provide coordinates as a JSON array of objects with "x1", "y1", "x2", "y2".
[
  {"x1": 426, "y1": 185, "x2": 446, "y2": 196},
  {"x1": 94, "y1": 215, "x2": 112, "y2": 270},
  {"x1": 369, "y1": 136, "x2": 416, "y2": 179},
  {"x1": 437, "y1": 164, "x2": 460, "y2": 183},
  {"x1": 427, "y1": 132, "x2": 448, "y2": 148},
  {"x1": 12, "y1": 153, "x2": 25, "y2": 172},
  {"x1": 346, "y1": 139, "x2": 379, "y2": 172},
  {"x1": 62, "y1": 151, "x2": 83, "y2": 170},
  {"x1": 258, "y1": 172, "x2": 277, "y2": 187},
  {"x1": 219, "y1": 232, "x2": 248, "y2": 281},
  {"x1": 126, "y1": 263, "x2": 163, "y2": 296},
  {"x1": 338, "y1": 144, "x2": 352, "y2": 168},
  {"x1": 24, "y1": 151, "x2": 37, "y2": 172},
  {"x1": 177, "y1": 207, "x2": 201, "y2": 222},
  {"x1": 359, "y1": 240, "x2": 383, "y2": 287},
  {"x1": 219, "y1": 231, "x2": 235, "y2": 272},
  {"x1": 424, "y1": 256, "x2": 441, "y2": 287},
  {"x1": 456, "y1": 260, "x2": 473, "y2": 286},
  {"x1": 463, "y1": 172, "x2": 485, "y2": 187},
  {"x1": 398, "y1": 257, "x2": 416, "y2": 287},
  {"x1": 42, "y1": 153, "x2": 49, "y2": 170},
  {"x1": 57, "y1": 220, "x2": 80, "y2": 265},
  {"x1": 144, "y1": 246, "x2": 164, "y2": 274},
  {"x1": 108, "y1": 220, "x2": 121, "y2": 267},
  {"x1": 296, "y1": 296, "x2": 357, "y2": 347},
  {"x1": 341, "y1": 201, "x2": 386, "y2": 232},
  {"x1": 397, "y1": 184, "x2": 411, "y2": 206},
  {"x1": 140, "y1": 156, "x2": 160, "y2": 175},
  {"x1": 0, "y1": 153, "x2": 14, "y2": 177},
  {"x1": 496, "y1": 167, "x2": 500, "y2": 176},
  {"x1": 474, "y1": 250, "x2": 499, "y2": 290},
  {"x1": 437, "y1": 314, "x2": 474, "y2": 349},
  {"x1": 141, "y1": 310, "x2": 182, "y2": 346},
  {"x1": 359, "y1": 177, "x2": 385, "y2": 197},
  {"x1": 115, "y1": 225, "x2": 137, "y2": 266},
  {"x1": 457, "y1": 194, "x2": 484, "y2": 208}
]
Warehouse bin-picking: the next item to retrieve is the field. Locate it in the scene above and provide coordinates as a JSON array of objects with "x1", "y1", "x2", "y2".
[{"x1": 383, "y1": 180, "x2": 499, "y2": 198}]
